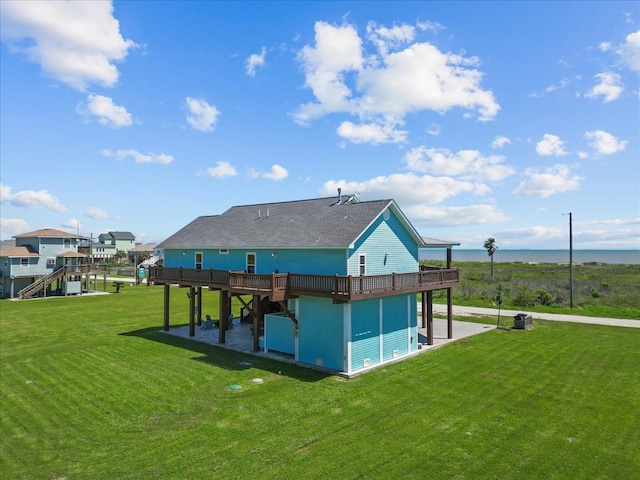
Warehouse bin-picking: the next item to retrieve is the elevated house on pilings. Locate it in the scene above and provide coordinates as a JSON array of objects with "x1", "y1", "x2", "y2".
[
  {"x1": 149, "y1": 194, "x2": 459, "y2": 375},
  {"x1": 0, "y1": 228, "x2": 108, "y2": 299}
]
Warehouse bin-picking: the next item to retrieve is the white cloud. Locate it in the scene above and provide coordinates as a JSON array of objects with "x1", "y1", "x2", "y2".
[
  {"x1": 585, "y1": 72, "x2": 623, "y2": 102},
  {"x1": 61, "y1": 218, "x2": 81, "y2": 231},
  {"x1": 321, "y1": 172, "x2": 480, "y2": 206},
  {"x1": 426, "y1": 123, "x2": 440, "y2": 136},
  {"x1": 499, "y1": 225, "x2": 566, "y2": 245},
  {"x1": 294, "y1": 20, "x2": 499, "y2": 144},
  {"x1": 85, "y1": 207, "x2": 111, "y2": 219},
  {"x1": 498, "y1": 218, "x2": 640, "y2": 249},
  {"x1": 416, "y1": 20, "x2": 445, "y2": 34},
  {"x1": 262, "y1": 164, "x2": 288, "y2": 181},
  {"x1": 599, "y1": 42, "x2": 612, "y2": 52},
  {"x1": 404, "y1": 147, "x2": 515, "y2": 182},
  {"x1": 536, "y1": 134, "x2": 567, "y2": 156},
  {"x1": 513, "y1": 164, "x2": 582, "y2": 198},
  {"x1": 491, "y1": 135, "x2": 511, "y2": 149},
  {"x1": 185, "y1": 97, "x2": 220, "y2": 132},
  {"x1": 366, "y1": 21, "x2": 416, "y2": 57},
  {"x1": 616, "y1": 30, "x2": 640, "y2": 72},
  {"x1": 581, "y1": 218, "x2": 640, "y2": 227},
  {"x1": 0, "y1": 0, "x2": 136, "y2": 90},
  {"x1": 205, "y1": 161, "x2": 238, "y2": 178},
  {"x1": 246, "y1": 47, "x2": 266, "y2": 77},
  {"x1": 584, "y1": 130, "x2": 628, "y2": 155},
  {"x1": 337, "y1": 121, "x2": 407, "y2": 144},
  {"x1": 102, "y1": 149, "x2": 173, "y2": 164},
  {"x1": 321, "y1": 174, "x2": 508, "y2": 227},
  {"x1": 80, "y1": 94, "x2": 132, "y2": 128},
  {"x1": 545, "y1": 78, "x2": 569, "y2": 93},
  {"x1": 0, "y1": 218, "x2": 30, "y2": 239},
  {"x1": 296, "y1": 21, "x2": 363, "y2": 123},
  {"x1": 403, "y1": 204, "x2": 509, "y2": 227},
  {"x1": 0, "y1": 183, "x2": 66, "y2": 212}
]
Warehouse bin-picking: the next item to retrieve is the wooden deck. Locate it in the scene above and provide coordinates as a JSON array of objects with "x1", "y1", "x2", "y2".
[{"x1": 148, "y1": 266, "x2": 458, "y2": 302}]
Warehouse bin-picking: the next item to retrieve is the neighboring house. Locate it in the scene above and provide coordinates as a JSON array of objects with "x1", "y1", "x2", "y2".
[
  {"x1": 128, "y1": 242, "x2": 158, "y2": 264},
  {"x1": 150, "y1": 194, "x2": 459, "y2": 376},
  {"x1": 78, "y1": 239, "x2": 116, "y2": 262},
  {"x1": 0, "y1": 228, "x2": 106, "y2": 299},
  {"x1": 98, "y1": 231, "x2": 136, "y2": 256}
]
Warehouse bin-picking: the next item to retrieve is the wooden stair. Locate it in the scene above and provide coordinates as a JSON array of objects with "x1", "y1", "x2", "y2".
[{"x1": 18, "y1": 267, "x2": 65, "y2": 299}]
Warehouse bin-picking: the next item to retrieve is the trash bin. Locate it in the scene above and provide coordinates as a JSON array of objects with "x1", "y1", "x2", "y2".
[{"x1": 513, "y1": 313, "x2": 532, "y2": 330}]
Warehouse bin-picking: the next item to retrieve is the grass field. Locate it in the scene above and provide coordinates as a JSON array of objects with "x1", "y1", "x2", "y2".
[{"x1": 1, "y1": 285, "x2": 639, "y2": 479}]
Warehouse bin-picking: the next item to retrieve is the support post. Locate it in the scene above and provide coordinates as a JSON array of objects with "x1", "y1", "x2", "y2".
[
  {"x1": 219, "y1": 290, "x2": 229, "y2": 344},
  {"x1": 163, "y1": 284, "x2": 170, "y2": 331},
  {"x1": 253, "y1": 294, "x2": 261, "y2": 352},
  {"x1": 447, "y1": 288, "x2": 453, "y2": 339},
  {"x1": 427, "y1": 290, "x2": 434, "y2": 345},
  {"x1": 197, "y1": 286, "x2": 203, "y2": 326},
  {"x1": 189, "y1": 286, "x2": 195, "y2": 337},
  {"x1": 421, "y1": 292, "x2": 427, "y2": 328}
]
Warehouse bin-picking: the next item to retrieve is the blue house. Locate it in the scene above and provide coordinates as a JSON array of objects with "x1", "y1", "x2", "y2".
[
  {"x1": 151, "y1": 194, "x2": 459, "y2": 375},
  {"x1": 0, "y1": 228, "x2": 107, "y2": 299}
]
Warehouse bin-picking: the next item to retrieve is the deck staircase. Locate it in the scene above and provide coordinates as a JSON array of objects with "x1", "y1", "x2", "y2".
[{"x1": 18, "y1": 267, "x2": 65, "y2": 299}]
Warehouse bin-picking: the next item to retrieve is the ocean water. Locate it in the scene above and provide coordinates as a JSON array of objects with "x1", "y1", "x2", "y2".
[{"x1": 419, "y1": 249, "x2": 640, "y2": 265}]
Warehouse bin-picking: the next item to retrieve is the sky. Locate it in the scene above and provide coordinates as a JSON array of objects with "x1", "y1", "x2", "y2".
[{"x1": 1, "y1": 1, "x2": 639, "y2": 250}]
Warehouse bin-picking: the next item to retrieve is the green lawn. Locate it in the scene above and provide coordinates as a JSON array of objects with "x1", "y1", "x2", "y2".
[{"x1": 1, "y1": 286, "x2": 639, "y2": 479}]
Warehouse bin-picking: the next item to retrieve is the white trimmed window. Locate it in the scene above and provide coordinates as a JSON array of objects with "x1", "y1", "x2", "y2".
[
  {"x1": 21, "y1": 258, "x2": 28, "y2": 267},
  {"x1": 246, "y1": 253, "x2": 256, "y2": 273},
  {"x1": 359, "y1": 254, "x2": 366, "y2": 276}
]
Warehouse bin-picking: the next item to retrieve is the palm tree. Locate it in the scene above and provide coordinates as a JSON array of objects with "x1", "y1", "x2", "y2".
[{"x1": 483, "y1": 237, "x2": 498, "y2": 279}]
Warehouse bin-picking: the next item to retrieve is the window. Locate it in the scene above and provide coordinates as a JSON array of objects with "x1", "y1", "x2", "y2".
[
  {"x1": 219, "y1": 249, "x2": 229, "y2": 255},
  {"x1": 246, "y1": 253, "x2": 256, "y2": 274},
  {"x1": 64, "y1": 239, "x2": 71, "y2": 249},
  {"x1": 359, "y1": 254, "x2": 366, "y2": 276},
  {"x1": 21, "y1": 258, "x2": 28, "y2": 267},
  {"x1": 47, "y1": 257, "x2": 55, "y2": 266},
  {"x1": 195, "y1": 252, "x2": 203, "y2": 270}
]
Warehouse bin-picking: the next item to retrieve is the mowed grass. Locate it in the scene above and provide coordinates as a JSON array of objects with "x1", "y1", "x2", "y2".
[{"x1": 1, "y1": 286, "x2": 639, "y2": 479}]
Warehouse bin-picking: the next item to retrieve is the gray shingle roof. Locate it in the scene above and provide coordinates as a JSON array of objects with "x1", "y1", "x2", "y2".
[
  {"x1": 158, "y1": 196, "x2": 412, "y2": 249},
  {"x1": 104, "y1": 231, "x2": 135, "y2": 240},
  {"x1": 421, "y1": 237, "x2": 460, "y2": 248}
]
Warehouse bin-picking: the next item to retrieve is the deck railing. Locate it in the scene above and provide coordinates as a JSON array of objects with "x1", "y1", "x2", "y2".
[{"x1": 149, "y1": 266, "x2": 458, "y2": 301}]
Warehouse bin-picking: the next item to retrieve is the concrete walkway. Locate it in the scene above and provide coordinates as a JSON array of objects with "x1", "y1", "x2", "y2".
[{"x1": 428, "y1": 304, "x2": 639, "y2": 328}]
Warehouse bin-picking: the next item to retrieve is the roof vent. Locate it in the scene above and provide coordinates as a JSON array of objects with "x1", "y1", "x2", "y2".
[
  {"x1": 338, "y1": 187, "x2": 342, "y2": 202},
  {"x1": 344, "y1": 192, "x2": 360, "y2": 204}
]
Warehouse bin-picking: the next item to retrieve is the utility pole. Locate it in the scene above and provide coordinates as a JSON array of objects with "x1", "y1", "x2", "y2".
[{"x1": 568, "y1": 212, "x2": 573, "y2": 308}]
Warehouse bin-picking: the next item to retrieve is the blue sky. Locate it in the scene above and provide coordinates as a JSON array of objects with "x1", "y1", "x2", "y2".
[{"x1": 1, "y1": 1, "x2": 638, "y2": 250}]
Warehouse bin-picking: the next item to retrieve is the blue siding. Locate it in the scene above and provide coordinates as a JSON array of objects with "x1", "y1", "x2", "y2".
[
  {"x1": 264, "y1": 312, "x2": 295, "y2": 355},
  {"x1": 348, "y1": 207, "x2": 419, "y2": 276},
  {"x1": 298, "y1": 297, "x2": 344, "y2": 371},
  {"x1": 382, "y1": 295, "x2": 410, "y2": 360},
  {"x1": 164, "y1": 248, "x2": 346, "y2": 275},
  {"x1": 8, "y1": 236, "x2": 80, "y2": 277},
  {"x1": 350, "y1": 299, "x2": 381, "y2": 370}
]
